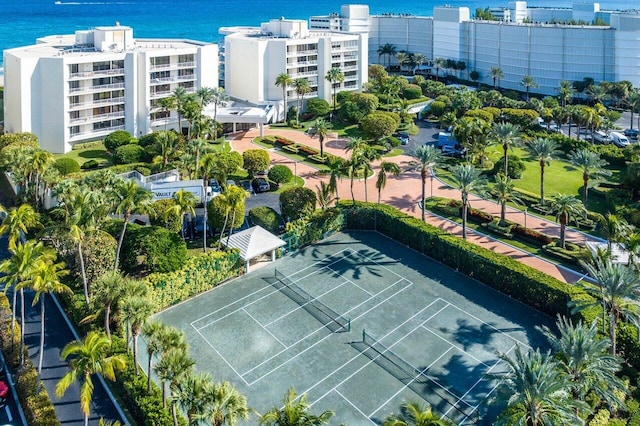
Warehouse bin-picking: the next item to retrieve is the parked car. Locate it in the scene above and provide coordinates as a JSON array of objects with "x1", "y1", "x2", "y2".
[
  {"x1": 442, "y1": 145, "x2": 466, "y2": 158},
  {"x1": 225, "y1": 179, "x2": 237, "y2": 189},
  {"x1": 593, "y1": 131, "x2": 610, "y2": 144},
  {"x1": 209, "y1": 179, "x2": 222, "y2": 195},
  {"x1": 624, "y1": 128, "x2": 639, "y2": 140},
  {"x1": 252, "y1": 177, "x2": 271, "y2": 193},
  {"x1": 194, "y1": 216, "x2": 211, "y2": 236},
  {"x1": 239, "y1": 180, "x2": 254, "y2": 194},
  {"x1": 609, "y1": 131, "x2": 630, "y2": 148},
  {"x1": 397, "y1": 132, "x2": 409, "y2": 145}
]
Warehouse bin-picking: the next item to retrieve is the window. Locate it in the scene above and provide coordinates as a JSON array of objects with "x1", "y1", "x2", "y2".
[
  {"x1": 70, "y1": 64, "x2": 79, "y2": 74},
  {"x1": 151, "y1": 56, "x2": 170, "y2": 67},
  {"x1": 151, "y1": 71, "x2": 171, "y2": 80},
  {"x1": 69, "y1": 111, "x2": 80, "y2": 120},
  {"x1": 178, "y1": 54, "x2": 194, "y2": 63},
  {"x1": 70, "y1": 126, "x2": 80, "y2": 135}
]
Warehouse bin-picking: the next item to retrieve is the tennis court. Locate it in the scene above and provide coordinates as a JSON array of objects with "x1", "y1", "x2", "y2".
[{"x1": 149, "y1": 231, "x2": 552, "y2": 424}]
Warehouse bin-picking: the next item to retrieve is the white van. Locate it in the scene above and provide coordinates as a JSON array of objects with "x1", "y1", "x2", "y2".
[
  {"x1": 593, "y1": 131, "x2": 610, "y2": 144},
  {"x1": 609, "y1": 131, "x2": 630, "y2": 148}
]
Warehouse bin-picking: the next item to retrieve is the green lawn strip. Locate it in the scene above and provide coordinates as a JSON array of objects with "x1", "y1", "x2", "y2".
[
  {"x1": 422, "y1": 198, "x2": 585, "y2": 272},
  {"x1": 382, "y1": 148, "x2": 403, "y2": 157},
  {"x1": 54, "y1": 142, "x2": 111, "y2": 166}
]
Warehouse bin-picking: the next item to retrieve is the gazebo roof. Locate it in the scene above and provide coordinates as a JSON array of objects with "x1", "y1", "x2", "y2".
[{"x1": 222, "y1": 226, "x2": 286, "y2": 261}]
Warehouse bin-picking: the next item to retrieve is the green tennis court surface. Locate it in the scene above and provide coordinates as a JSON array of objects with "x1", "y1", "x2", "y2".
[{"x1": 146, "y1": 231, "x2": 553, "y2": 424}]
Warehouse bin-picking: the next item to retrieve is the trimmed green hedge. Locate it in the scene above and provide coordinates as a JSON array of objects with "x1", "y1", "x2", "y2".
[{"x1": 144, "y1": 250, "x2": 241, "y2": 311}]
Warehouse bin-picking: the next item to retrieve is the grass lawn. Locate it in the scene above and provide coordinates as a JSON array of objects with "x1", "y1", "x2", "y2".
[{"x1": 54, "y1": 142, "x2": 111, "y2": 167}]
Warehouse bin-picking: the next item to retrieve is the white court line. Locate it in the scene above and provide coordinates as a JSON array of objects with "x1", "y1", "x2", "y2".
[
  {"x1": 368, "y1": 346, "x2": 455, "y2": 418},
  {"x1": 342, "y1": 247, "x2": 408, "y2": 280},
  {"x1": 332, "y1": 389, "x2": 376, "y2": 425},
  {"x1": 243, "y1": 279, "x2": 416, "y2": 384},
  {"x1": 326, "y1": 265, "x2": 373, "y2": 296},
  {"x1": 421, "y1": 325, "x2": 491, "y2": 368},
  {"x1": 299, "y1": 299, "x2": 447, "y2": 405},
  {"x1": 447, "y1": 303, "x2": 533, "y2": 349},
  {"x1": 283, "y1": 247, "x2": 354, "y2": 279},
  {"x1": 243, "y1": 308, "x2": 287, "y2": 348},
  {"x1": 191, "y1": 324, "x2": 251, "y2": 386},
  {"x1": 450, "y1": 343, "x2": 518, "y2": 424}
]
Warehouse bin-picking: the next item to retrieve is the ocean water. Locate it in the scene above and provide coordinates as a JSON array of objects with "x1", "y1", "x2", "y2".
[{"x1": 1, "y1": 0, "x2": 638, "y2": 70}]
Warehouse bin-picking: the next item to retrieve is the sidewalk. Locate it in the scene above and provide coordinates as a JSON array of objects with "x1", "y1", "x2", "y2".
[{"x1": 230, "y1": 127, "x2": 601, "y2": 284}]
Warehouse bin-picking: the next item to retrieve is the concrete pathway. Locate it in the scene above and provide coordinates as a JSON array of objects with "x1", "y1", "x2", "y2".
[{"x1": 229, "y1": 127, "x2": 603, "y2": 284}]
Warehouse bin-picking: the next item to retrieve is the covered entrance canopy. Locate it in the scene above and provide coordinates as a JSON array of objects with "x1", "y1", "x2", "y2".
[{"x1": 221, "y1": 225, "x2": 286, "y2": 273}]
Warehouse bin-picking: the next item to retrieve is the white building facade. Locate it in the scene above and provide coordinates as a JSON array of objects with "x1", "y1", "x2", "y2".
[
  {"x1": 311, "y1": 2, "x2": 640, "y2": 96},
  {"x1": 221, "y1": 18, "x2": 368, "y2": 121},
  {"x1": 4, "y1": 25, "x2": 218, "y2": 153}
]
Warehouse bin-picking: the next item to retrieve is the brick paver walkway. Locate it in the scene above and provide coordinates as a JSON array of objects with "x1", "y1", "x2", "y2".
[{"x1": 229, "y1": 127, "x2": 603, "y2": 283}]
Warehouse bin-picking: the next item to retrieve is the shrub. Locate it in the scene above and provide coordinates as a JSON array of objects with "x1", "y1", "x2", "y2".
[
  {"x1": 54, "y1": 157, "x2": 81, "y2": 175},
  {"x1": 492, "y1": 155, "x2": 526, "y2": 179},
  {"x1": 207, "y1": 195, "x2": 245, "y2": 232},
  {"x1": 243, "y1": 149, "x2": 270, "y2": 177},
  {"x1": 402, "y1": 84, "x2": 423, "y2": 100},
  {"x1": 306, "y1": 98, "x2": 331, "y2": 117},
  {"x1": 589, "y1": 144, "x2": 626, "y2": 167},
  {"x1": 268, "y1": 164, "x2": 293, "y2": 184},
  {"x1": 361, "y1": 113, "x2": 398, "y2": 140},
  {"x1": 113, "y1": 144, "x2": 147, "y2": 165},
  {"x1": 336, "y1": 90, "x2": 352, "y2": 104},
  {"x1": 104, "y1": 129, "x2": 136, "y2": 152},
  {"x1": 511, "y1": 224, "x2": 553, "y2": 245},
  {"x1": 249, "y1": 206, "x2": 283, "y2": 233},
  {"x1": 464, "y1": 109, "x2": 494, "y2": 124},
  {"x1": 148, "y1": 199, "x2": 182, "y2": 233},
  {"x1": 105, "y1": 221, "x2": 187, "y2": 274},
  {"x1": 135, "y1": 165, "x2": 151, "y2": 176},
  {"x1": 280, "y1": 187, "x2": 316, "y2": 221},
  {"x1": 81, "y1": 230, "x2": 117, "y2": 286},
  {"x1": 80, "y1": 159, "x2": 100, "y2": 170},
  {"x1": 427, "y1": 100, "x2": 448, "y2": 117}
]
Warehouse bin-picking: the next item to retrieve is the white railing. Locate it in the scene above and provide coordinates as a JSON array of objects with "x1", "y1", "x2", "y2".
[
  {"x1": 150, "y1": 61, "x2": 195, "y2": 70},
  {"x1": 69, "y1": 97, "x2": 125, "y2": 110},
  {"x1": 291, "y1": 71, "x2": 318, "y2": 78},
  {"x1": 287, "y1": 49, "x2": 317, "y2": 56},
  {"x1": 69, "y1": 111, "x2": 125, "y2": 124},
  {"x1": 150, "y1": 75, "x2": 195, "y2": 84},
  {"x1": 69, "y1": 68, "x2": 125, "y2": 79},
  {"x1": 287, "y1": 60, "x2": 318, "y2": 68},
  {"x1": 69, "y1": 82, "x2": 125, "y2": 94},
  {"x1": 69, "y1": 125, "x2": 125, "y2": 139}
]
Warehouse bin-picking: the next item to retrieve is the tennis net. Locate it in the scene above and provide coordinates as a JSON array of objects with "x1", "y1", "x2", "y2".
[
  {"x1": 360, "y1": 330, "x2": 477, "y2": 424},
  {"x1": 274, "y1": 269, "x2": 350, "y2": 333}
]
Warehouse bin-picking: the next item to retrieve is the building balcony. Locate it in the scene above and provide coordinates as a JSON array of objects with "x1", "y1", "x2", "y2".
[
  {"x1": 287, "y1": 49, "x2": 318, "y2": 57},
  {"x1": 342, "y1": 65, "x2": 358, "y2": 71},
  {"x1": 150, "y1": 61, "x2": 195, "y2": 71},
  {"x1": 69, "y1": 111, "x2": 125, "y2": 124},
  {"x1": 69, "y1": 82, "x2": 125, "y2": 94},
  {"x1": 69, "y1": 68, "x2": 125, "y2": 80},
  {"x1": 150, "y1": 75, "x2": 196, "y2": 85},
  {"x1": 286, "y1": 60, "x2": 318, "y2": 68},
  {"x1": 290, "y1": 70, "x2": 318, "y2": 78},
  {"x1": 69, "y1": 125, "x2": 125, "y2": 140},
  {"x1": 68, "y1": 97, "x2": 125, "y2": 110}
]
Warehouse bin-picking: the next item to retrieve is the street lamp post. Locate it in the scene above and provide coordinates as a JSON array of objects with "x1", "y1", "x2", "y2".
[
  {"x1": 524, "y1": 207, "x2": 528, "y2": 229},
  {"x1": 429, "y1": 167, "x2": 434, "y2": 199}
]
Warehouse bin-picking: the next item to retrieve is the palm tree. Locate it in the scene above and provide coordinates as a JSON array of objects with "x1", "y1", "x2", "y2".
[
  {"x1": 224, "y1": 186, "x2": 250, "y2": 245},
  {"x1": 490, "y1": 67, "x2": 504, "y2": 89},
  {"x1": 359, "y1": 145, "x2": 381, "y2": 203},
  {"x1": 293, "y1": 78, "x2": 311, "y2": 126},
  {"x1": 309, "y1": 118, "x2": 332, "y2": 158},
  {"x1": 550, "y1": 194, "x2": 586, "y2": 249},
  {"x1": 568, "y1": 149, "x2": 611, "y2": 204},
  {"x1": 120, "y1": 295, "x2": 153, "y2": 375},
  {"x1": 275, "y1": 73, "x2": 293, "y2": 123},
  {"x1": 204, "y1": 380, "x2": 250, "y2": 426},
  {"x1": 323, "y1": 158, "x2": 345, "y2": 201},
  {"x1": 600, "y1": 213, "x2": 630, "y2": 252},
  {"x1": 628, "y1": 88, "x2": 640, "y2": 130},
  {"x1": 86, "y1": 271, "x2": 126, "y2": 339},
  {"x1": 158, "y1": 97, "x2": 176, "y2": 132},
  {"x1": 395, "y1": 52, "x2": 409, "y2": 72},
  {"x1": 433, "y1": 58, "x2": 446, "y2": 82},
  {"x1": 166, "y1": 189, "x2": 197, "y2": 241},
  {"x1": 377, "y1": 43, "x2": 397, "y2": 69},
  {"x1": 526, "y1": 138, "x2": 561, "y2": 205},
  {"x1": 197, "y1": 153, "x2": 217, "y2": 248},
  {"x1": 520, "y1": 75, "x2": 538, "y2": 101},
  {"x1": 572, "y1": 258, "x2": 640, "y2": 355},
  {"x1": 414, "y1": 53, "x2": 427, "y2": 75},
  {"x1": 211, "y1": 87, "x2": 230, "y2": 124},
  {"x1": 110, "y1": 179, "x2": 153, "y2": 270},
  {"x1": 345, "y1": 137, "x2": 368, "y2": 204},
  {"x1": 170, "y1": 86, "x2": 190, "y2": 134},
  {"x1": 376, "y1": 161, "x2": 401, "y2": 205},
  {"x1": 383, "y1": 401, "x2": 451, "y2": 426},
  {"x1": 172, "y1": 371, "x2": 211, "y2": 425},
  {"x1": 188, "y1": 138, "x2": 210, "y2": 179},
  {"x1": 587, "y1": 84, "x2": 608, "y2": 105},
  {"x1": 490, "y1": 122, "x2": 521, "y2": 176},
  {"x1": 24, "y1": 252, "x2": 70, "y2": 373},
  {"x1": 260, "y1": 387, "x2": 333, "y2": 426},
  {"x1": 490, "y1": 346, "x2": 584, "y2": 426},
  {"x1": 491, "y1": 174, "x2": 522, "y2": 227},
  {"x1": 624, "y1": 231, "x2": 640, "y2": 268},
  {"x1": 56, "y1": 332, "x2": 127, "y2": 426},
  {"x1": 325, "y1": 67, "x2": 344, "y2": 120},
  {"x1": 538, "y1": 316, "x2": 626, "y2": 410},
  {"x1": 155, "y1": 350, "x2": 195, "y2": 420},
  {"x1": 158, "y1": 131, "x2": 179, "y2": 167},
  {"x1": 0, "y1": 240, "x2": 49, "y2": 364},
  {"x1": 558, "y1": 80, "x2": 574, "y2": 108},
  {"x1": 142, "y1": 321, "x2": 167, "y2": 392},
  {"x1": 30, "y1": 149, "x2": 54, "y2": 208},
  {"x1": 315, "y1": 181, "x2": 336, "y2": 210},
  {"x1": 0, "y1": 204, "x2": 40, "y2": 251},
  {"x1": 407, "y1": 146, "x2": 442, "y2": 221},
  {"x1": 450, "y1": 164, "x2": 485, "y2": 239}
]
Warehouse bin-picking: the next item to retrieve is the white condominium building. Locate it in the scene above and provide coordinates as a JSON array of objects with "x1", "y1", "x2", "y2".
[
  {"x1": 3, "y1": 25, "x2": 218, "y2": 153},
  {"x1": 221, "y1": 18, "x2": 368, "y2": 121},
  {"x1": 311, "y1": 2, "x2": 640, "y2": 96}
]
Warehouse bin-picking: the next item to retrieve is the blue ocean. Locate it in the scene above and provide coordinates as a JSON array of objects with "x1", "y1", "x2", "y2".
[{"x1": 1, "y1": 0, "x2": 638, "y2": 70}]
